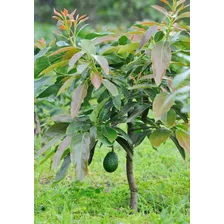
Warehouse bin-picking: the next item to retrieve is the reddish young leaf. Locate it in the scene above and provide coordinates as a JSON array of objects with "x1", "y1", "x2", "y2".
[
  {"x1": 90, "y1": 71, "x2": 102, "y2": 89},
  {"x1": 57, "y1": 76, "x2": 76, "y2": 96},
  {"x1": 50, "y1": 46, "x2": 79, "y2": 56},
  {"x1": 54, "y1": 8, "x2": 62, "y2": 17},
  {"x1": 151, "y1": 41, "x2": 171, "y2": 86},
  {"x1": 138, "y1": 26, "x2": 158, "y2": 50},
  {"x1": 63, "y1": 8, "x2": 68, "y2": 16},
  {"x1": 92, "y1": 36, "x2": 117, "y2": 45},
  {"x1": 176, "y1": 129, "x2": 190, "y2": 154},
  {"x1": 68, "y1": 51, "x2": 85, "y2": 71},
  {"x1": 160, "y1": 0, "x2": 170, "y2": 6},
  {"x1": 92, "y1": 55, "x2": 109, "y2": 74},
  {"x1": 52, "y1": 16, "x2": 62, "y2": 21},
  {"x1": 151, "y1": 5, "x2": 168, "y2": 16},
  {"x1": 60, "y1": 25, "x2": 67, "y2": 30},
  {"x1": 71, "y1": 83, "x2": 88, "y2": 118}
]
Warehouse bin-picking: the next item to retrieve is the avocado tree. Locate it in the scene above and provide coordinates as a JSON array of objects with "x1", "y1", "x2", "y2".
[{"x1": 34, "y1": 0, "x2": 190, "y2": 211}]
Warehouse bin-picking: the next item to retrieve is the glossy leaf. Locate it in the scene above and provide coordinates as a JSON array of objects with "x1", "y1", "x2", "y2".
[
  {"x1": 52, "y1": 114, "x2": 73, "y2": 123},
  {"x1": 150, "y1": 129, "x2": 171, "y2": 148},
  {"x1": 154, "y1": 31, "x2": 165, "y2": 43},
  {"x1": 176, "y1": 129, "x2": 190, "y2": 154},
  {"x1": 176, "y1": 12, "x2": 190, "y2": 20},
  {"x1": 40, "y1": 60, "x2": 69, "y2": 75},
  {"x1": 34, "y1": 75, "x2": 56, "y2": 98},
  {"x1": 116, "y1": 137, "x2": 133, "y2": 158},
  {"x1": 114, "y1": 127, "x2": 132, "y2": 145},
  {"x1": 66, "y1": 121, "x2": 91, "y2": 135},
  {"x1": 117, "y1": 43, "x2": 139, "y2": 54},
  {"x1": 89, "y1": 97, "x2": 109, "y2": 123},
  {"x1": 92, "y1": 55, "x2": 109, "y2": 74},
  {"x1": 36, "y1": 134, "x2": 64, "y2": 157},
  {"x1": 153, "y1": 92, "x2": 175, "y2": 120},
  {"x1": 50, "y1": 47, "x2": 79, "y2": 56},
  {"x1": 127, "y1": 105, "x2": 150, "y2": 123},
  {"x1": 170, "y1": 135, "x2": 186, "y2": 160},
  {"x1": 163, "y1": 109, "x2": 176, "y2": 128},
  {"x1": 71, "y1": 83, "x2": 88, "y2": 118},
  {"x1": 90, "y1": 71, "x2": 102, "y2": 89},
  {"x1": 151, "y1": 42, "x2": 171, "y2": 86},
  {"x1": 57, "y1": 76, "x2": 76, "y2": 96},
  {"x1": 52, "y1": 136, "x2": 72, "y2": 170},
  {"x1": 68, "y1": 51, "x2": 85, "y2": 71},
  {"x1": 102, "y1": 79, "x2": 119, "y2": 96},
  {"x1": 55, "y1": 153, "x2": 71, "y2": 182},
  {"x1": 151, "y1": 5, "x2": 168, "y2": 16},
  {"x1": 80, "y1": 39, "x2": 96, "y2": 54},
  {"x1": 70, "y1": 133, "x2": 91, "y2": 181},
  {"x1": 138, "y1": 26, "x2": 158, "y2": 50},
  {"x1": 102, "y1": 126, "x2": 117, "y2": 143},
  {"x1": 112, "y1": 95, "x2": 121, "y2": 110}
]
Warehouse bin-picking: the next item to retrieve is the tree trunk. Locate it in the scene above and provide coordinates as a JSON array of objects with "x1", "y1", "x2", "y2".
[{"x1": 127, "y1": 119, "x2": 138, "y2": 211}]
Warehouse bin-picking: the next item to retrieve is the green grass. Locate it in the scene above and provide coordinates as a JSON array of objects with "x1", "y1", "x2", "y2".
[{"x1": 35, "y1": 138, "x2": 189, "y2": 224}]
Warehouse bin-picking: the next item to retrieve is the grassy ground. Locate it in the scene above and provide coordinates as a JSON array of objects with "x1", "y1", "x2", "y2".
[{"x1": 34, "y1": 138, "x2": 190, "y2": 224}]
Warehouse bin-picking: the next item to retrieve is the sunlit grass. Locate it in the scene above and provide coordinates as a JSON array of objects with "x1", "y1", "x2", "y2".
[{"x1": 35, "y1": 138, "x2": 190, "y2": 223}]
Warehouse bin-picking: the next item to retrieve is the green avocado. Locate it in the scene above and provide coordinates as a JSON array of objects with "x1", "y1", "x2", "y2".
[{"x1": 103, "y1": 151, "x2": 118, "y2": 172}]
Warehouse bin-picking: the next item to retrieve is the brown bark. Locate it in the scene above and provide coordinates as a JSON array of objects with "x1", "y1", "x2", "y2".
[{"x1": 127, "y1": 119, "x2": 138, "y2": 211}]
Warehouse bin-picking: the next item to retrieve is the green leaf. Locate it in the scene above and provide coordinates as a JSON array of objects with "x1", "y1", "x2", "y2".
[
  {"x1": 176, "y1": 128, "x2": 190, "y2": 154},
  {"x1": 162, "y1": 109, "x2": 176, "y2": 128},
  {"x1": 68, "y1": 51, "x2": 85, "y2": 71},
  {"x1": 176, "y1": 11, "x2": 190, "y2": 20},
  {"x1": 118, "y1": 43, "x2": 139, "y2": 54},
  {"x1": 127, "y1": 105, "x2": 150, "y2": 123},
  {"x1": 52, "y1": 114, "x2": 73, "y2": 123},
  {"x1": 92, "y1": 55, "x2": 109, "y2": 74},
  {"x1": 70, "y1": 133, "x2": 91, "y2": 181},
  {"x1": 131, "y1": 130, "x2": 151, "y2": 147},
  {"x1": 66, "y1": 121, "x2": 91, "y2": 135},
  {"x1": 38, "y1": 84, "x2": 61, "y2": 98},
  {"x1": 80, "y1": 39, "x2": 96, "y2": 55},
  {"x1": 118, "y1": 35, "x2": 130, "y2": 45},
  {"x1": 40, "y1": 60, "x2": 69, "y2": 75},
  {"x1": 116, "y1": 137, "x2": 133, "y2": 158},
  {"x1": 153, "y1": 92, "x2": 175, "y2": 120},
  {"x1": 102, "y1": 79, "x2": 119, "y2": 96},
  {"x1": 56, "y1": 41, "x2": 69, "y2": 47},
  {"x1": 88, "y1": 141, "x2": 97, "y2": 166},
  {"x1": 112, "y1": 95, "x2": 121, "y2": 110},
  {"x1": 172, "y1": 69, "x2": 190, "y2": 88},
  {"x1": 85, "y1": 32, "x2": 113, "y2": 39},
  {"x1": 90, "y1": 71, "x2": 102, "y2": 89},
  {"x1": 89, "y1": 97, "x2": 109, "y2": 123},
  {"x1": 154, "y1": 31, "x2": 165, "y2": 43},
  {"x1": 44, "y1": 123, "x2": 69, "y2": 138},
  {"x1": 57, "y1": 76, "x2": 76, "y2": 96},
  {"x1": 90, "y1": 126, "x2": 97, "y2": 149},
  {"x1": 151, "y1": 42, "x2": 171, "y2": 86},
  {"x1": 150, "y1": 129, "x2": 171, "y2": 148},
  {"x1": 114, "y1": 127, "x2": 133, "y2": 145},
  {"x1": 52, "y1": 136, "x2": 72, "y2": 170},
  {"x1": 71, "y1": 83, "x2": 88, "y2": 118},
  {"x1": 55, "y1": 153, "x2": 71, "y2": 182},
  {"x1": 170, "y1": 135, "x2": 186, "y2": 160},
  {"x1": 34, "y1": 75, "x2": 56, "y2": 98},
  {"x1": 35, "y1": 134, "x2": 64, "y2": 157},
  {"x1": 102, "y1": 126, "x2": 117, "y2": 143},
  {"x1": 34, "y1": 47, "x2": 50, "y2": 62}
]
